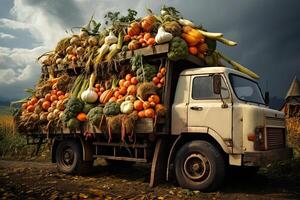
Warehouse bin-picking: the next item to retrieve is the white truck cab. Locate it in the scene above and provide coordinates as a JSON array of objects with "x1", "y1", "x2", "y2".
[{"x1": 169, "y1": 67, "x2": 292, "y2": 191}]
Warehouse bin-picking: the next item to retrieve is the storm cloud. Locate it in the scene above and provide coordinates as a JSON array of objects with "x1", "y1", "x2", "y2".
[{"x1": 0, "y1": 0, "x2": 299, "y2": 102}]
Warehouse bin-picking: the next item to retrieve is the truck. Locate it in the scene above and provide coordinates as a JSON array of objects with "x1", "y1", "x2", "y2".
[
  {"x1": 19, "y1": 43, "x2": 292, "y2": 191},
  {"x1": 15, "y1": 6, "x2": 293, "y2": 191}
]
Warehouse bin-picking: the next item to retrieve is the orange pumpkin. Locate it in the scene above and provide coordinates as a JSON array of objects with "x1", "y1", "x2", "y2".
[
  {"x1": 128, "y1": 22, "x2": 141, "y2": 36},
  {"x1": 124, "y1": 34, "x2": 131, "y2": 42},
  {"x1": 144, "y1": 33, "x2": 151, "y2": 41},
  {"x1": 124, "y1": 81, "x2": 131, "y2": 88},
  {"x1": 141, "y1": 15, "x2": 156, "y2": 32},
  {"x1": 134, "y1": 100, "x2": 143, "y2": 111},
  {"x1": 160, "y1": 67, "x2": 166, "y2": 75},
  {"x1": 146, "y1": 37, "x2": 155, "y2": 46},
  {"x1": 148, "y1": 95, "x2": 160, "y2": 104},
  {"x1": 119, "y1": 79, "x2": 126, "y2": 87},
  {"x1": 119, "y1": 87, "x2": 127, "y2": 95},
  {"x1": 109, "y1": 96, "x2": 117, "y2": 102},
  {"x1": 42, "y1": 101, "x2": 51, "y2": 110},
  {"x1": 138, "y1": 110, "x2": 145, "y2": 118},
  {"x1": 76, "y1": 112, "x2": 87, "y2": 122},
  {"x1": 127, "y1": 85, "x2": 137, "y2": 95},
  {"x1": 145, "y1": 108, "x2": 155, "y2": 118}
]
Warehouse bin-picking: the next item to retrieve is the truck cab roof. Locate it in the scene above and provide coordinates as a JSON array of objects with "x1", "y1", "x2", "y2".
[{"x1": 180, "y1": 66, "x2": 256, "y2": 82}]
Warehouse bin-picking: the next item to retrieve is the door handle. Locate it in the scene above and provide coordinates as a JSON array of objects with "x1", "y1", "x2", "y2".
[{"x1": 190, "y1": 106, "x2": 203, "y2": 111}]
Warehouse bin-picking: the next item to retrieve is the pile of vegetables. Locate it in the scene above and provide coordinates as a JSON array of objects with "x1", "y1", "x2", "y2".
[{"x1": 15, "y1": 5, "x2": 259, "y2": 142}]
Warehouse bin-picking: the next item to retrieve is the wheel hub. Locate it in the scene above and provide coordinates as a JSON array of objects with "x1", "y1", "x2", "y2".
[
  {"x1": 183, "y1": 153, "x2": 210, "y2": 181},
  {"x1": 62, "y1": 147, "x2": 74, "y2": 166}
]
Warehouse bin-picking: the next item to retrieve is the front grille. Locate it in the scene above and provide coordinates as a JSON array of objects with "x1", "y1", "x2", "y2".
[{"x1": 266, "y1": 128, "x2": 285, "y2": 150}]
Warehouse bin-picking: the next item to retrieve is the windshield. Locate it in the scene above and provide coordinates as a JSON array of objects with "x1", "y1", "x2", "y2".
[{"x1": 229, "y1": 74, "x2": 265, "y2": 104}]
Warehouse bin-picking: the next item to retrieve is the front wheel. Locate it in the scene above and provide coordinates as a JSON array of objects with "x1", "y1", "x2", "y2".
[
  {"x1": 174, "y1": 140, "x2": 225, "y2": 191},
  {"x1": 56, "y1": 139, "x2": 93, "y2": 175}
]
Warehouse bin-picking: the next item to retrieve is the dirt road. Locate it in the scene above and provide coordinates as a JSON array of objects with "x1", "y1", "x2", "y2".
[{"x1": 0, "y1": 160, "x2": 299, "y2": 200}]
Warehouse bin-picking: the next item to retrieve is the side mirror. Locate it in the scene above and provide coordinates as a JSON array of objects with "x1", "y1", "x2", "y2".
[
  {"x1": 265, "y1": 91, "x2": 269, "y2": 106},
  {"x1": 213, "y1": 74, "x2": 222, "y2": 95}
]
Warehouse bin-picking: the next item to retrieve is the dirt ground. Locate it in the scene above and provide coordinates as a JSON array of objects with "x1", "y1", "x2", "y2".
[{"x1": 0, "y1": 160, "x2": 299, "y2": 200}]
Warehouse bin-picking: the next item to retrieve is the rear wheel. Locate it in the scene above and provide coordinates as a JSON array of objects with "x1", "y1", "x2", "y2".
[
  {"x1": 56, "y1": 139, "x2": 93, "y2": 175},
  {"x1": 174, "y1": 140, "x2": 225, "y2": 191}
]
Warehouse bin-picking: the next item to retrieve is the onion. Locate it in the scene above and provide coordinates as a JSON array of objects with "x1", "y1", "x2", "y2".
[
  {"x1": 79, "y1": 30, "x2": 88, "y2": 39},
  {"x1": 76, "y1": 47, "x2": 85, "y2": 56},
  {"x1": 66, "y1": 46, "x2": 73, "y2": 54},
  {"x1": 48, "y1": 107, "x2": 54, "y2": 113},
  {"x1": 56, "y1": 58, "x2": 62, "y2": 65},
  {"x1": 53, "y1": 109, "x2": 60, "y2": 117},
  {"x1": 59, "y1": 111, "x2": 64, "y2": 119},
  {"x1": 70, "y1": 36, "x2": 80, "y2": 46},
  {"x1": 47, "y1": 113, "x2": 55, "y2": 121},
  {"x1": 88, "y1": 36, "x2": 98, "y2": 46}
]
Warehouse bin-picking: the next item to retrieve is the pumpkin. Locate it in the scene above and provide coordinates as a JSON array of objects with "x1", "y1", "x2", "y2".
[
  {"x1": 127, "y1": 85, "x2": 137, "y2": 95},
  {"x1": 119, "y1": 79, "x2": 126, "y2": 87},
  {"x1": 128, "y1": 22, "x2": 141, "y2": 37},
  {"x1": 141, "y1": 15, "x2": 156, "y2": 32},
  {"x1": 99, "y1": 89, "x2": 114, "y2": 104},
  {"x1": 119, "y1": 87, "x2": 127, "y2": 95},
  {"x1": 128, "y1": 40, "x2": 141, "y2": 50},
  {"x1": 148, "y1": 95, "x2": 160, "y2": 104},
  {"x1": 134, "y1": 100, "x2": 143, "y2": 111},
  {"x1": 77, "y1": 112, "x2": 87, "y2": 122},
  {"x1": 145, "y1": 108, "x2": 155, "y2": 118},
  {"x1": 42, "y1": 101, "x2": 51, "y2": 111},
  {"x1": 138, "y1": 110, "x2": 145, "y2": 118},
  {"x1": 120, "y1": 101, "x2": 134, "y2": 114}
]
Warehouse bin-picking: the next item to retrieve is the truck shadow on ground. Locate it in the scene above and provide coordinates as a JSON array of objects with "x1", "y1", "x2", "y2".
[{"x1": 90, "y1": 163, "x2": 300, "y2": 198}]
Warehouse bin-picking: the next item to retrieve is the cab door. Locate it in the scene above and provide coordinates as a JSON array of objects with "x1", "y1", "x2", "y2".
[{"x1": 187, "y1": 74, "x2": 232, "y2": 145}]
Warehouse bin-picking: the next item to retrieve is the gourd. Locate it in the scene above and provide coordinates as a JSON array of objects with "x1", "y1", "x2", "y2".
[
  {"x1": 141, "y1": 15, "x2": 156, "y2": 32},
  {"x1": 128, "y1": 40, "x2": 140, "y2": 50},
  {"x1": 81, "y1": 73, "x2": 98, "y2": 103},
  {"x1": 155, "y1": 27, "x2": 173, "y2": 44},
  {"x1": 127, "y1": 22, "x2": 141, "y2": 36},
  {"x1": 178, "y1": 19, "x2": 196, "y2": 27},
  {"x1": 120, "y1": 101, "x2": 134, "y2": 114},
  {"x1": 95, "y1": 43, "x2": 110, "y2": 64},
  {"x1": 104, "y1": 31, "x2": 118, "y2": 45}
]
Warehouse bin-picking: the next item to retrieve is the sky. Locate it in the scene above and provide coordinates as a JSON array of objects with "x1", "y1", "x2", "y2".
[{"x1": 0, "y1": 0, "x2": 299, "y2": 102}]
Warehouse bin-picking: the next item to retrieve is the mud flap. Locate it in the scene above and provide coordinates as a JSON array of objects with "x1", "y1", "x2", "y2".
[{"x1": 149, "y1": 137, "x2": 170, "y2": 187}]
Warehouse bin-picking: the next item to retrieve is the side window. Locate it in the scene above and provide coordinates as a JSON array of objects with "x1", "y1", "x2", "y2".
[{"x1": 192, "y1": 75, "x2": 229, "y2": 99}]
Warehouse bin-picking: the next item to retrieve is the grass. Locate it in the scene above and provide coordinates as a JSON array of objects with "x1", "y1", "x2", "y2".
[{"x1": 0, "y1": 109, "x2": 49, "y2": 160}]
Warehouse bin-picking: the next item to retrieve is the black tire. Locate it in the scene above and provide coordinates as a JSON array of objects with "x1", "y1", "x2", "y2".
[
  {"x1": 174, "y1": 140, "x2": 225, "y2": 192},
  {"x1": 56, "y1": 139, "x2": 93, "y2": 175}
]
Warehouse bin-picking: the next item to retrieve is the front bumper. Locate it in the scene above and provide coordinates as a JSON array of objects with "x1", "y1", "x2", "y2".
[{"x1": 243, "y1": 148, "x2": 293, "y2": 167}]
